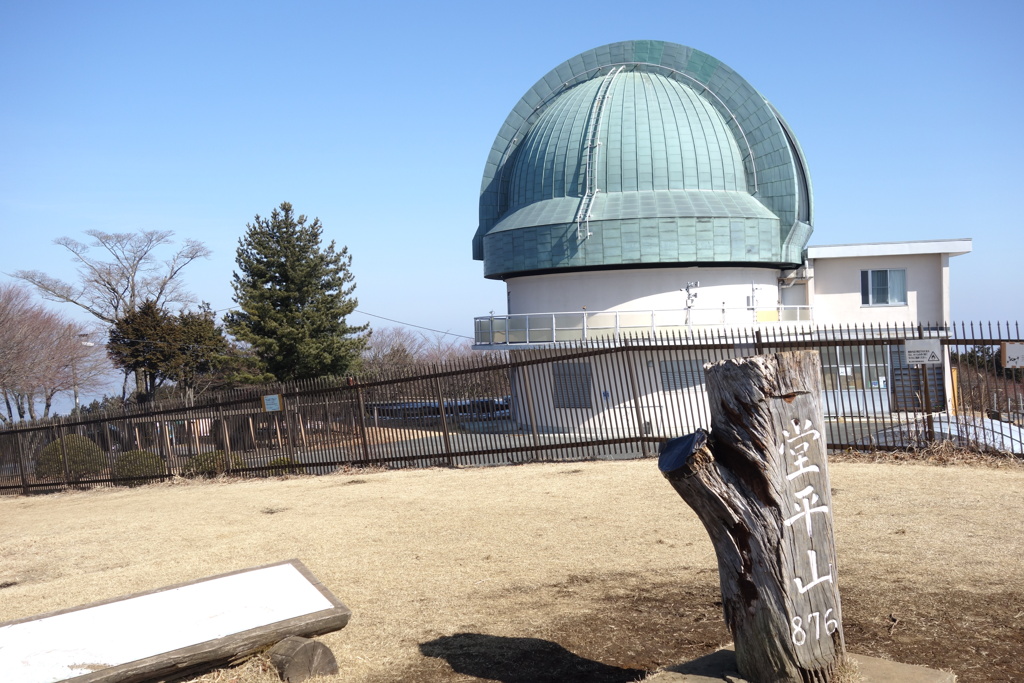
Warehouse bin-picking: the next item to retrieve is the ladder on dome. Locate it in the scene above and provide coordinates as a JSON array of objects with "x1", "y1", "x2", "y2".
[{"x1": 574, "y1": 65, "x2": 623, "y2": 241}]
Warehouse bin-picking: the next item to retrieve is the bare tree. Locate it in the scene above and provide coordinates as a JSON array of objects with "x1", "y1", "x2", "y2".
[
  {"x1": 11, "y1": 229, "x2": 211, "y2": 325},
  {"x1": 0, "y1": 284, "x2": 38, "y2": 393},
  {"x1": 361, "y1": 326, "x2": 428, "y2": 375},
  {"x1": 362, "y1": 327, "x2": 480, "y2": 371},
  {"x1": 11, "y1": 229, "x2": 210, "y2": 401},
  {"x1": 0, "y1": 285, "x2": 110, "y2": 422},
  {"x1": 360, "y1": 326, "x2": 506, "y2": 400},
  {"x1": 37, "y1": 322, "x2": 110, "y2": 418},
  {"x1": 419, "y1": 332, "x2": 475, "y2": 365}
]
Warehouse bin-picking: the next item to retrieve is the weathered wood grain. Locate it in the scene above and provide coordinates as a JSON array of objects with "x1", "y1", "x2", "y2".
[
  {"x1": 660, "y1": 351, "x2": 845, "y2": 683},
  {"x1": 269, "y1": 636, "x2": 339, "y2": 682}
]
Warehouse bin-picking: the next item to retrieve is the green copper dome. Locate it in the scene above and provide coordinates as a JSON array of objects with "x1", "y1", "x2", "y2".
[{"x1": 474, "y1": 40, "x2": 813, "y2": 279}]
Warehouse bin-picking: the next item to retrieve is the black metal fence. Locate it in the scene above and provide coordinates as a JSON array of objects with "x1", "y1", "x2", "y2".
[{"x1": 2, "y1": 321, "x2": 1021, "y2": 495}]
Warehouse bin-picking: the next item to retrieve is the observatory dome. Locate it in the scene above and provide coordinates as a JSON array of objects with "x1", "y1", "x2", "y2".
[{"x1": 473, "y1": 41, "x2": 813, "y2": 280}]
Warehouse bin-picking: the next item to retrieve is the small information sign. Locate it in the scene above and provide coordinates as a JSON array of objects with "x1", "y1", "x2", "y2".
[
  {"x1": 904, "y1": 340, "x2": 943, "y2": 365},
  {"x1": 1002, "y1": 342, "x2": 1024, "y2": 369},
  {"x1": 263, "y1": 394, "x2": 282, "y2": 412}
]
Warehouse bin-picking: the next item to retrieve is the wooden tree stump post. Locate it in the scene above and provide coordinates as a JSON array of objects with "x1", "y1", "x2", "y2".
[
  {"x1": 659, "y1": 350, "x2": 846, "y2": 683},
  {"x1": 268, "y1": 636, "x2": 339, "y2": 682}
]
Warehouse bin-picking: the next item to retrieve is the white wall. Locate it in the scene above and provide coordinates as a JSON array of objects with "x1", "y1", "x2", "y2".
[
  {"x1": 510, "y1": 347, "x2": 745, "y2": 438},
  {"x1": 494, "y1": 249, "x2": 954, "y2": 333},
  {"x1": 809, "y1": 254, "x2": 946, "y2": 325},
  {"x1": 506, "y1": 267, "x2": 782, "y2": 315}
]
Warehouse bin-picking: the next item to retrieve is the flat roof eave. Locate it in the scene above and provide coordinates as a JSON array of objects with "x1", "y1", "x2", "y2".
[{"x1": 806, "y1": 238, "x2": 973, "y2": 260}]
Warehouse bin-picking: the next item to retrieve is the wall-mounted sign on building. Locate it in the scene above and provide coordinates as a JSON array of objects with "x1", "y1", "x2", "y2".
[{"x1": 904, "y1": 340, "x2": 943, "y2": 365}]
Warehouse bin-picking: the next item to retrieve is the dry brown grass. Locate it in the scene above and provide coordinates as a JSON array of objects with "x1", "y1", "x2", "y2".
[
  {"x1": 833, "y1": 656, "x2": 863, "y2": 683},
  {"x1": 1, "y1": 457, "x2": 1022, "y2": 683},
  {"x1": 832, "y1": 441, "x2": 1024, "y2": 468}
]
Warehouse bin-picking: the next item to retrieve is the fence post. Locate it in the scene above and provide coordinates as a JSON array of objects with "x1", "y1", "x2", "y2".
[
  {"x1": 282, "y1": 403, "x2": 297, "y2": 462},
  {"x1": 352, "y1": 379, "x2": 371, "y2": 463},
  {"x1": 218, "y1": 406, "x2": 232, "y2": 458},
  {"x1": 57, "y1": 425, "x2": 72, "y2": 487},
  {"x1": 246, "y1": 416, "x2": 257, "y2": 452},
  {"x1": 433, "y1": 372, "x2": 454, "y2": 467},
  {"x1": 660, "y1": 351, "x2": 846, "y2": 682},
  {"x1": 283, "y1": 394, "x2": 299, "y2": 458},
  {"x1": 623, "y1": 345, "x2": 650, "y2": 457},
  {"x1": 189, "y1": 420, "x2": 201, "y2": 459},
  {"x1": 273, "y1": 414, "x2": 285, "y2": 452},
  {"x1": 921, "y1": 363, "x2": 935, "y2": 442},
  {"x1": 296, "y1": 406, "x2": 309, "y2": 449},
  {"x1": 16, "y1": 432, "x2": 31, "y2": 496},
  {"x1": 161, "y1": 422, "x2": 175, "y2": 472},
  {"x1": 518, "y1": 364, "x2": 542, "y2": 454}
]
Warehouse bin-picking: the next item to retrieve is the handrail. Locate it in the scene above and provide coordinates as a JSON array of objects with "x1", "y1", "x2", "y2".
[
  {"x1": 475, "y1": 306, "x2": 814, "y2": 345},
  {"x1": 574, "y1": 66, "x2": 622, "y2": 240}
]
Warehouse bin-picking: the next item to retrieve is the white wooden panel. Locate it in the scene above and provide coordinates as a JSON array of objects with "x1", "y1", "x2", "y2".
[{"x1": 0, "y1": 562, "x2": 335, "y2": 683}]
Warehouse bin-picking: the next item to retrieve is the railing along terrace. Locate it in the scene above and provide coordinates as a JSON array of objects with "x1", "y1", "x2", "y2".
[{"x1": 474, "y1": 306, "x2": 813, "y2": 346}]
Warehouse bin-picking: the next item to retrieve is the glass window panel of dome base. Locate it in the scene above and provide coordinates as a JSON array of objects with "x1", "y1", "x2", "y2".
[
  {"x1": 474, "y1": 319, "x2": 494, "y2": 345},
  {"x1": 553, "y1": 314, "x2": 585, "y2": 342},
  {"x1": 583, "y1": 312, "x2": 618, "y2": 339},
  {"x1": 651, "y1": 309, "x2": 687, "y2": 335},
  {"x1": 526, "y1": 315, "x2": 555, "y2": 343},
  {"x1": 485, "y1": 318, "x2": 509, "y2": 345},
  {"x1": 617, "y1": 311, "x2": 655, "y2": 334},
  {"x1": 507, "y1": 316, "x2": 528, "y2": 344}
]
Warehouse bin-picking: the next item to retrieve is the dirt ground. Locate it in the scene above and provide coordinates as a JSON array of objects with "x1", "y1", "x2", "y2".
[{"x1": 1, "y1": 455, "x2": 1022, "y2": 683}]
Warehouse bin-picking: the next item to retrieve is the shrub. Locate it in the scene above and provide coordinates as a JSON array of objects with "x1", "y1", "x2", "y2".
[
  {"x1": 112, "y1": 450, "x2": 166, "y2": 487},
  {"x1": 265, "y1": 456, "x2": 301, "y2": 476},
  {"x1": 183, "y1": 450, "x2": 244, "y2": 478},
  {"x1": 36, "y1": 435, "x2": 107, "y2": 482}
]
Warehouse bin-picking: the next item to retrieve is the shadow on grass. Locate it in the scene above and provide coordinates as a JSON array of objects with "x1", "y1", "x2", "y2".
[{"x1": 419, "y1": 633, "x2": 647, "y2": 683}]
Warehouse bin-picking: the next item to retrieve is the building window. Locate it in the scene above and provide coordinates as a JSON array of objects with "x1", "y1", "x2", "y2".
[
  {"x1": 861, "y1": 269, "x2": 907, "y2": 306},
  {"x1": 819, "y1": 345, "x2": 889, "y2": 391},
  {"x1": 552, "y1": 362, "x2": 591, "y2": 409},
  {"x1": 660, "y1": 360, "x2": 706, "y2": 391}
]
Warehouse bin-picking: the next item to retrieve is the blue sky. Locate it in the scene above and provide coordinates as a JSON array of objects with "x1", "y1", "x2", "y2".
[{"x1": 2, "y1": 0, "x2": 1022, "y2": 349}]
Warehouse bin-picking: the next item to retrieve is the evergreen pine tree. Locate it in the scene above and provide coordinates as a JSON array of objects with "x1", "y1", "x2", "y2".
[
  {"x1": 108, "y1": 300, "x2": 229, "y2": 403},
  {"x1": 107, "y1": 300, "x2": 177, "y2": 402},
  {"x1": 225, "y1": 202, "x2": 369, "y2": 381}
]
